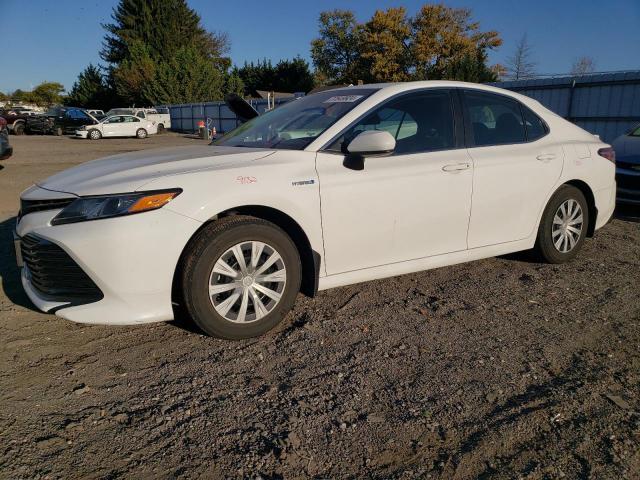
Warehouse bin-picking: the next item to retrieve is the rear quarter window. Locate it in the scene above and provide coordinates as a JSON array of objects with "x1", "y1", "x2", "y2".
[{"x1": 522, "y1": 106, "x2": 548, "y2": 141}]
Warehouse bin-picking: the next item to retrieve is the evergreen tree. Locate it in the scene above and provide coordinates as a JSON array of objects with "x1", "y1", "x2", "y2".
[
  {"x1": 274, "y1": 57, "x2": 315, "y2": 93},
  {"x1": 237, "y1": 57, "x2": 315, "y2": 96},
  {"x1": 443, "y1": 50, "x2": 499, "y2": 83},
  {"x1": 66, "y1": 64, "x2": 112, "y2": 108},
  {"x1": 225, "y1": 73, "x2": 246, "y2": 97},
  {"x1": 102, "y1": 0, "x2": 231, "y2": 105}
]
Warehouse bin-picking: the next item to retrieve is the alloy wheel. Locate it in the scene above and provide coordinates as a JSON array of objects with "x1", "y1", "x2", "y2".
[
  {"x1": 208, "y1": 241, "x2": 287, "y2": 323},
  {"x1": 552, "y1": 199, "x2": 583, "y2": 253}
]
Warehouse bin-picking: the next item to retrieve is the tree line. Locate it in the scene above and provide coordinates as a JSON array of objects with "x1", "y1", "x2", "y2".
[{"x1": 1, "y1": 1, "x2": 598, "y2": 109}]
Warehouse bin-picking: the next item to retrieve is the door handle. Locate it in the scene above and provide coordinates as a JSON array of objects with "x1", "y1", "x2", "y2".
[
  {"x1": 442, "y1": 162, "x2": 471, "y2": 172},
  {"x1": 536, "y1": 153, "x2": 556, "y2": 162}
]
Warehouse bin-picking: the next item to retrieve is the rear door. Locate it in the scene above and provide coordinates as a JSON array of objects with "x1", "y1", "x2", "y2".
[
  {"x1": 462, "y1": 89, "x2": 563, "y2": 248},
  {"x1": 124, "y1": 116, "x2": 142, "y2": 136}
]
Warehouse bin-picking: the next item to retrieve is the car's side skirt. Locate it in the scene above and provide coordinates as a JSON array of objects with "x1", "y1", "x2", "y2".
[{"x1": 317, "y1": 236, "x2": 535, "y2": 291}]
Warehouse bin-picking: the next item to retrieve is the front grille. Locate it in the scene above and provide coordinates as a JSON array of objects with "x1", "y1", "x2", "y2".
[
  {"x1": 20, "y1": 197, "x2": 75, "y2": 217},
  {"x1": 21, "y1": 234, "x2": 103, "y2": 303}
]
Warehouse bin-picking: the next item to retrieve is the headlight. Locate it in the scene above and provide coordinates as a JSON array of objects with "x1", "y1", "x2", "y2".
[{"x1": 51, "y1": 189, "x2": 181, "y2": 225}]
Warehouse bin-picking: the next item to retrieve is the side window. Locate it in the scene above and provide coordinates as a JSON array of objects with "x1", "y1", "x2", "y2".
[
  {"x1": 630, "y1": 125, "x2": 640, "y2": 137},
  {"x1": 522, "y1": 106, "x2": 547, "y2": 141},
  {"x1": 125, "y1": 117, "x2": 140, "y2": 122},
  {"x1": 328, "y1": 90, "x2": 455, "y2": 154},
  {"x1": 136, "y1": 111, "x2": 145, "y2": 119},
  {"x1": 464, "y1": 91, "x2": 526, "y2": 146}
]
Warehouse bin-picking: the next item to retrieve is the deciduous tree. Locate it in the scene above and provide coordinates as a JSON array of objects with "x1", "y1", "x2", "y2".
[
  {"x1": 311, "y1": 5, "x2": 502, "y2": 84},
  {"x1": 571, "y1": 57, "x2": 596, "y2": 75},
  {"x1": 506, "y1": 33, "x2": 537, "y2": 80},
  {"x1": 310, "y1": 10, "x2": 364, "y2": 84},
  {"x1": 411, "y1": 5, "x2": 501, "y2": 80},
  {"x1": 361, "y1": 7, "x2": 412, "y2": 82}
]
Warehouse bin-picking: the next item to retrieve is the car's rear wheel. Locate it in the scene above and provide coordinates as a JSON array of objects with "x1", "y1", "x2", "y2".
[
  {"x1": 88, "y1": 129, "x2": 101, "y2": 140},
  {"x1": 535, "y1": 185, "x2": 589, "y2": 263},
  {"x1": 136, "y1": 128, "x2": 147, "y2": 139},
  {"x1": 13, "y1": 122, "x2": 25, "y2": 135},
  {"x1": 157, "y1": 124, "x2": 165, "y2": 133},
  {"x1": 181, "y1": 216, "x2": 301, "y2": 339}
]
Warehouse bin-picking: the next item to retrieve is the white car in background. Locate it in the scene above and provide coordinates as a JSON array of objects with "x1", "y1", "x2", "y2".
[
  {"x1": 105, "y1": 107, "x2": 171, "y2": 133},
  {"x1": 17, "y1": 81, "x2": 616, "y2": 339},
  {"x1": 75, "y1": 114, "x2": 156, "y2": 140}
]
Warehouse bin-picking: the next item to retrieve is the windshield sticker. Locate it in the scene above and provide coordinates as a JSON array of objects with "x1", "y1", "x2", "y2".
[{"x1": 323, "y1": 95, "x2": 364, "y2": 103}]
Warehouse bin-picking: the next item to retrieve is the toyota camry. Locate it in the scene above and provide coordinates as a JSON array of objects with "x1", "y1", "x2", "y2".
[{"x1": 16, "y1": 81, "x2": 616, "y2": 339}]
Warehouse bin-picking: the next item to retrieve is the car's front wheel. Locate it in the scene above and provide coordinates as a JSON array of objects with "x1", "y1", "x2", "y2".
[
  {"x1": 88, "y1": 129, "x2": 101, "y2": 140},
  {"x1": 535, "y1": 185, "x2": 589, "y2": 263},
  {"x1": 181, "y1": 216, "x2": 301, "y2": 339},
  {"x1": 136, "y1": 128, "x2": 148, "y2": 139}
]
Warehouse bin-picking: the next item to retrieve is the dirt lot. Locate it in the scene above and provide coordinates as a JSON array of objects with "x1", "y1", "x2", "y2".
[{"x1": 1, "y1": 134, "x2": 639, "y2": 479}]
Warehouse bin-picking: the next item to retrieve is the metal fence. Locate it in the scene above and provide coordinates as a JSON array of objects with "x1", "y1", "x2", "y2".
[
  {"x1": 158, "y1": 98, "x2": 291, "y2": 134},
  {"x1": 493, "y1": 71, "x2": 640, "y2": 143},
  {"x1": 159, "y1": 70, "x2": 640, "y2": 143}
]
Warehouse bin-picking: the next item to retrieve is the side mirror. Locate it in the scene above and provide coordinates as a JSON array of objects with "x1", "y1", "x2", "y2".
[
  {"x1": 347, "y1": 130, "x2": 396, "y2": 156},
  {"x1": 343, "y1": 130, "x2": 395, "y2": 170}
]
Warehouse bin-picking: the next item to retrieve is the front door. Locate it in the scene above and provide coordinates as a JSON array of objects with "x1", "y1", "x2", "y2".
[
  {"x1": 316, "y1": 89, "x2": 473, "y2": 275},
  {"x1": 103, "y1": 116, "x2": 128, "y2": 137}
]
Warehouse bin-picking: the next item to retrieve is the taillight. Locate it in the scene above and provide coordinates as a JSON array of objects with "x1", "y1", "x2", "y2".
[{"x1": 597, "y1": 147, "x2": 616, "y2": 164}]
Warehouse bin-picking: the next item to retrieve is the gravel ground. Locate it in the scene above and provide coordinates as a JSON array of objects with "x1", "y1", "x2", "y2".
[{"x1": 1, "y1": 134, "x2": 639, "y2": 479}]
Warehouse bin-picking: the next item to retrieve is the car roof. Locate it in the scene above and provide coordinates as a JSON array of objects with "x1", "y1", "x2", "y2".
[{"x1": 324, "y1": 80, "x2": 536, "y2": 104}]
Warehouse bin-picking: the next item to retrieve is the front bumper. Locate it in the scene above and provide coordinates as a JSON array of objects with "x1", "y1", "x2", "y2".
[
  {"x1": 16, "y1": 190, "x2": 203, "y2": 325},
  {"x1": 75, "y1": 130, "x2": 89, "y2": 139}
]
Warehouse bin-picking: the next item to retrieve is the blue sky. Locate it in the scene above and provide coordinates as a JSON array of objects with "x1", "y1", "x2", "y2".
[{"x1": 0, "y1": 0, "x2": 638, "y2": 92}]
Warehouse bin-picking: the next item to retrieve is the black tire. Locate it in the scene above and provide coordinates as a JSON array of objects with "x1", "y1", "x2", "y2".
[
  {"x1": 157, "y1": 124, "x2": 165, "y2": 133},
  {"x1": 534, "y1": 185, "x2": 589, "y2": 264},
  {"x1": 13, "y1": 122, "x2": 25, "y2": 135},
  {"x1": 136, "y1": 128, "x2": 147, "y2": 139},
  {"x1": 181, "y1": 216, "x2": 301, "y2": 339},
  {"x1": 88, "y1": 129, "x2": 102, "y2": 140}
]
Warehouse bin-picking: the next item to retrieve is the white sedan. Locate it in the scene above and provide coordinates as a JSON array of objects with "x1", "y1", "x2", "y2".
[
  {"x1": 75, "y1": 114, "x2": 156, "y2": 140},
  {"x1": 17, "y1": 81, "x2": 616, "y2": 339}
]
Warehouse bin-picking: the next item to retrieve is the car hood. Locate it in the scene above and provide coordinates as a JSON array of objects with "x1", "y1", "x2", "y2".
[{"x1": 37, "y1": 145, "x2": 276, "y2": 196}]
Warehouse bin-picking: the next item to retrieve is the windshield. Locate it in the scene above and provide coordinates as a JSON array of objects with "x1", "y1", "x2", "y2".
[{"x1": 214, "y1": 88, "x2": 377, "y2": 150}]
